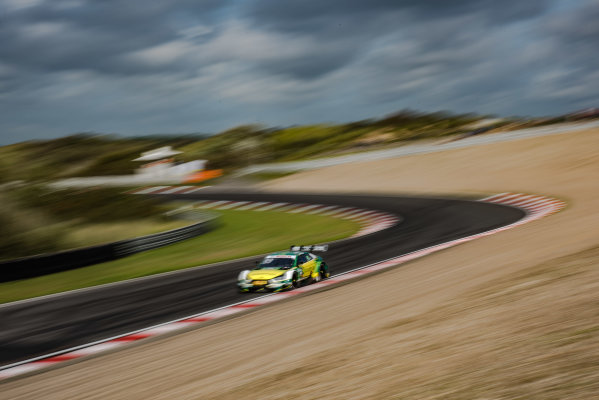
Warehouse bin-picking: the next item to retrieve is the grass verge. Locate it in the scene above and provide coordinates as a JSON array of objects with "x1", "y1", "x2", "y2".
[
  {"x1": 0, "y1": 186, "x2": 180, "y2": 260},
  {"x1": 63, "y1": 219, "x2": 192, "y2": 248},
  {"x1": 0, "y1": 209, "x2": 359, "y2": 304}
]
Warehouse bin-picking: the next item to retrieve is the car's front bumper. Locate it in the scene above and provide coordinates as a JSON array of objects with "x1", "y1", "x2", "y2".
[{"x1": 238, "y1": 280, "x2": 292, "y2": 292}]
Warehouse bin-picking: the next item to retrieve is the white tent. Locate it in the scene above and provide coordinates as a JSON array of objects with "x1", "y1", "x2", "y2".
[{"x1": 133, "y1": 146, "x2": 182, "y2": 161}]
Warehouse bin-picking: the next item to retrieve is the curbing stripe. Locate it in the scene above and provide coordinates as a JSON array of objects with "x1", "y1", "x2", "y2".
[
  {"x1": 185, "y1": 186, "x2": 211, "y2": 193},
  {"x1": 306, "y1": 205, "x2": 338, "y2": 215},
  {"x1": 236, "y1": 202, "x2": 269, "y2": 210},
  {"x1": 287, "y1": 204, "x2": 322, "y2": 213},
  {"x1": 254, "y1": 202, "x2": 289, "y2": 211},
  {"x1": 159, "y1": 186, "x2": 190, "y2": 194},
  {"x1": 214, "y1": 201, "x2": 245, "y2": 210}
]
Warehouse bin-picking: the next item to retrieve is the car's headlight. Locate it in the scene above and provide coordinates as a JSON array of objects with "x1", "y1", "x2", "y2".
[
  {"x1": 238, "y1": 270, "x2": 251, "y2": 282},
  {"x1": 269, "y1": 274, "x2": 289, "y2": 283}
]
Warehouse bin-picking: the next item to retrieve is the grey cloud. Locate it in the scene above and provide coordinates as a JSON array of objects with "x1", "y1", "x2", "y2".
[
  {"x1": 244, "y1": 0, "x2": 551, "y2": 33},
  {"x1": 262, "y1": 49, "x2": 354, "y2": 80},
  {"x1": 543, "y1": 1, "x2": 599, "y2": 53},
  {"x1": 0, "y1": 0, "x2": 598, "y2": 145},
  {"x1": 525, "y1": 1, "x2": 599, "y2": 110},
  {"x1": 0, "y1": 0, "x2": 230, "y2": 75},
  {"x1": 237, "y1": 0, "x2": 553, "y2": 79}
]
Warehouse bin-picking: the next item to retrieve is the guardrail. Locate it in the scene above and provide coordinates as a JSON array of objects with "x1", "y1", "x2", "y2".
[{"x1": 0, "y1": 217, "x2": 219, "y2": 283}]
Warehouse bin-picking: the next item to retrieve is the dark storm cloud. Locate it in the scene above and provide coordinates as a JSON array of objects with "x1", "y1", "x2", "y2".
[
  {"x1": 0, "y1": 0, "x2": 555, "y2": 81},
  {"x1": 543, "y1": 2, "x2": 599, "y2": 52},
  {"x1": 528, "y1": 1, "x2": 599, "y2": 106},
  {"x1": 244, "y1": 0, "x2": 551, "y2": 32},
  {"x1": 0, "y1": 0, "x2": 598, "y2": 144},
  {"x1": 239, "y1": 0, "x2": 553, "y2": 79},
  {"x1": 0, "y1": 0, "x2": 230, "y2": 75}
]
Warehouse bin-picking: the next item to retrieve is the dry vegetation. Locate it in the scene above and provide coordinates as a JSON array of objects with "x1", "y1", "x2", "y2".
[
  {"x1": 0, "y1": 186, "x2": 173, "y2": 260},
  {"x1": 0, "y1": 111, "x2": 484, "y2": 181}
]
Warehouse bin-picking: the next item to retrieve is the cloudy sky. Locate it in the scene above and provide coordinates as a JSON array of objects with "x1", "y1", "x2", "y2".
[{"x1": 1, "y1": 0, "x2": 598, "y2": 144}]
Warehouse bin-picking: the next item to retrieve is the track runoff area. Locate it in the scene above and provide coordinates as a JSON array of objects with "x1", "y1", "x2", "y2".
[{"x1": 0, "y1": 191, "x2": 564, "y2": 380}]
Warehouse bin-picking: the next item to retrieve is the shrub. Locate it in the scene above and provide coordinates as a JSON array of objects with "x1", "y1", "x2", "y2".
[{"x1": 10, "y1": 186, "x2": 165, "y2": 223}]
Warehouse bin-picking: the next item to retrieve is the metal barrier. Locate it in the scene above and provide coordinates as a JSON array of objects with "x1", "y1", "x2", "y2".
[{"x1": 0, "y1": 217, "x2": 219, "y2": 283}]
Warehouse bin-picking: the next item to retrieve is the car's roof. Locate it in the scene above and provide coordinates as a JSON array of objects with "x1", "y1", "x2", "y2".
[{"x1": 267, "y1": 251, "x2": 301, "y2": 257}]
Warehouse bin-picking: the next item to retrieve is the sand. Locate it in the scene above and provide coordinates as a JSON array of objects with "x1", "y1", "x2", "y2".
[{"x1": 2, "y1": 128, "x2": 598, "y2": 399}]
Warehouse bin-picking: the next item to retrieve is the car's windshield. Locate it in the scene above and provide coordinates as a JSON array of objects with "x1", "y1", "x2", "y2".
[{"x1": 257, "y1": 257, "x2": 294, "y2": 269}]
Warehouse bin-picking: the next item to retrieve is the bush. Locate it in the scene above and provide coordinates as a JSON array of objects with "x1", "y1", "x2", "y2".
[
  {"x1": 0, "y1": 192, "x2": 66, "y2": 259},
  {"x1": 10, "y1": 186, "x2": 165, "y2": 223},
  {"x1": 0, "y1": 186, "x2": 172, "y2": 259},
  {"x1": 267, "y1": 125, "x2": 345, "y2": 159}
]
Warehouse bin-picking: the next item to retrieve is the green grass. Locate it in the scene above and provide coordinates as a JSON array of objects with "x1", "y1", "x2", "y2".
[
  {"x1": 0, "y1": 209, "x2": 360, "y2": 304},
  {"x1": 63, "y1": 219, "x2": 192, "y2": 248}
]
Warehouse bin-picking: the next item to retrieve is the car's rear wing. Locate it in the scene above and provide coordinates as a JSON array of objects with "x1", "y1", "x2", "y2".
[{"x1": 290, "y1": 245, "x2": 328, "y2": 252}]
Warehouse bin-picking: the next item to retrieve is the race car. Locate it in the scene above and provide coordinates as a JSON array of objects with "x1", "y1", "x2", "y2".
[{"x1": 237, "y1": 245, "x2": 330, "y2": 293}]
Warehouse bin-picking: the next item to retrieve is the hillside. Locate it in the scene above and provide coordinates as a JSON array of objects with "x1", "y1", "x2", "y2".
[
  {"x1": 2, "y1": 110, "x2": 583, "y2": 183},
  {"x1": 0, "y1": 111, "x2": 498, "y2": 182},
  {"x1": 0, "y1": 134, "x2": 204, "y2": 183}
]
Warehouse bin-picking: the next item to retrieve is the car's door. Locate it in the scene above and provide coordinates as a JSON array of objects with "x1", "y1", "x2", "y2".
[
  {"x1": 296, "y1": 253, "x2": 309, "y2": 279},
  {"x1": 304, "y1": 252, "x2": 317, "y2": 276}
]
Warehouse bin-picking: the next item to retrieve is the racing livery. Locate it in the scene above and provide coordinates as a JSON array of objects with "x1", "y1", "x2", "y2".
[{"x1": 237, "y1": 245, "x2": 330, "y2": 292}]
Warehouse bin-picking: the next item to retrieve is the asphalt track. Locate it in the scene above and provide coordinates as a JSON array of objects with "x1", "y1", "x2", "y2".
[{"x1": 0, "y1": 192, "x2": 524, "y2": 367}]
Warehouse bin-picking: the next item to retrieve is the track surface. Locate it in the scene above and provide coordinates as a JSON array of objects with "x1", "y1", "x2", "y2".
[{"x1": 0, "y1": 192, "x2": 523, "y2": 366}]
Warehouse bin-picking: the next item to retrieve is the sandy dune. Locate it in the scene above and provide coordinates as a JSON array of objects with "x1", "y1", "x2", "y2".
[{"x1": 3, "y1": 128, "x2": 598, "y2": 399}]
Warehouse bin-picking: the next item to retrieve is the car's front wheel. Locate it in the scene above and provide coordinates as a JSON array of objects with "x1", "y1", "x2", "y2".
[
  {"x1": 320, "y1": 263, "x2": 329, "y2": 280},
  {"x1": 291, "y1": 273, "x2": 301, "y2": 289}
]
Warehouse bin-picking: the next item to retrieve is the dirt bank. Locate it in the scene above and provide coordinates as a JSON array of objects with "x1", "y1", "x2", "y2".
[{"x1": 3, "y1": 128, "x2": 598, "y2": 399}]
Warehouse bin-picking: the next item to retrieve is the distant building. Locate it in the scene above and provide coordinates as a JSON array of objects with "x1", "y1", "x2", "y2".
[
  {"x1": 52, "y1": 146, "x2": 220, "y2": 188},
  {"x1": 133, "y1": 146, "x2": 207, "y2": 179}
]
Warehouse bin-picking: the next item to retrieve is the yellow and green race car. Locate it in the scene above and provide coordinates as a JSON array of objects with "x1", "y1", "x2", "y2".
[{"x1": 237, "y1": 245, "x2": 330, "y2": 293}]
